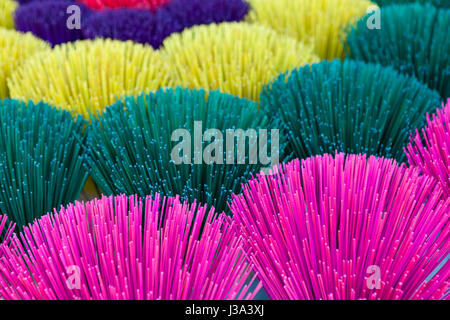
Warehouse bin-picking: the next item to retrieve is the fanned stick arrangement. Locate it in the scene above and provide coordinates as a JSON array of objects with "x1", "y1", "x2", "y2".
[
  {"x1": 0, "y1": 99, "x2": 88, "y2": 229},
  {"x1": 231, "y1": 153, "x2": 450, "y2": 300},
  {"x1": 0, "y1": 194, "x2": 261, "y2": 300}
]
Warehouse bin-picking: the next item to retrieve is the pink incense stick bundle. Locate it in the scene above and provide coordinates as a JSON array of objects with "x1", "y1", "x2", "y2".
[
  {"x1": 231, "y1": 153, "x2": 450, "y2": 300},
  {"x1": 0, "y1": 194, "x2": 260, "y2": 300},
  {"x1": 0, "y1": 214, "x2": 15, "y2": 250},
  {"x1": 405, "y1": 99, "x2": 450, "y2": 196}
]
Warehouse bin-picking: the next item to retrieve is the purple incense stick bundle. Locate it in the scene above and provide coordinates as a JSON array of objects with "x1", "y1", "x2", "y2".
[
  {"x1": 231, "y1": 153, "x2": 450, "y2": 300},
  {"x1": 14, "y1": 1, "x2": 91, "y2": 46},
  {"x1": 405, "y1": 99, "x2": 450, "y2": 196},
  {"x1": 0, "y1": 194, "x2": 261, "y2": 300},
  {"x1": 82, "y1": 0, "x2": 250, "y2": 49}
]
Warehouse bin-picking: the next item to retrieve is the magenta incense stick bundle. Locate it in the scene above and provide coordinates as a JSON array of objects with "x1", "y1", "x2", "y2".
[
  {"x1": 406, "y1": 99, "x2": 450, "y2": 196},
  {"x1": 0, "y1": 194, "x2": 260, "y2": 300},
  {"x1": 231, "y1": 153, "x2": 450, "y2": 300},
  {"x1": 0, "y1": 215, "x2": 14, "y2": 249}
]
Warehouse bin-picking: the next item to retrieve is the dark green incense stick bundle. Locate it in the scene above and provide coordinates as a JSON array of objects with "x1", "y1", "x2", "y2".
[
  {"x1": 0, "y1": 99, "x2": 88, "y2": 229},
  {"x1": 86, "y1": 87, "x2": 285, "y2": 214},
  {"x1": 261, "y1": 59, "x2": 441, "y2": 162}
]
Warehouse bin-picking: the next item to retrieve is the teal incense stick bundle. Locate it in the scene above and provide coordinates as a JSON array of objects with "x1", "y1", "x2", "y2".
[
  {"x1": 261, "y1": 59, "x2": 441, "y2": 162},
  {"x1": 86, "y1": 87, "x2": 284, "y2": 214},
  {"x1": 346, "y1": 3, "x2": 450, "y2": 99},
  {"x1": 0, "y1": 99, "x2": 88, "y2": 229},
  {"x1": 374, "y1": 0, "x2": 449, "y2": 8}
]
